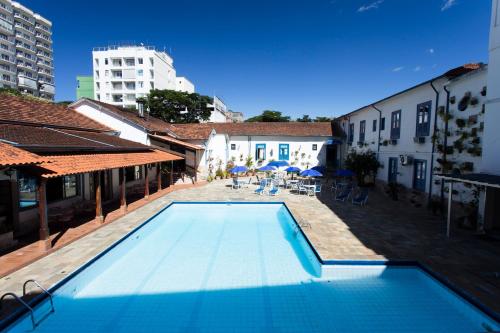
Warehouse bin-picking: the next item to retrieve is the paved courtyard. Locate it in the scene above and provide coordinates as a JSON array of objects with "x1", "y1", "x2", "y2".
[{"x1": 1, "y1": 178, "x2": 499, "y2": 321}]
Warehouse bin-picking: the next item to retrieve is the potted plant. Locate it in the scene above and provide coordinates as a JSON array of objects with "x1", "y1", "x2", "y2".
[
  {"x1": 458, "y1": 92, "x2": 471, "y2": 111},
  {"x1": 481, "y1": 86, "x2": 487, "y2": 96},
  {"x1": 455, "y1": 118, "x2": 466, "y2": 128},
  {"x1": 470, "y1": 97, "x2": 479, "y2": 106},
  {"x1": 450, "y1": 96, "x2": 456, "y2": 104}
]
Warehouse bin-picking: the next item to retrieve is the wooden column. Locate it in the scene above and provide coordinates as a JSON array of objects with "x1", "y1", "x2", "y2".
[
  {"x1": 94, "y1": 171, "x2": 104, "y2": 223},
  {"x1": 170, "y1": 161, "x2": 174, "y2": 186},
  {"x1": 156, "y1": 162, "x2": 162, "y2": 192},
  {"x1": 119, "y1": 167, "x2": 127, "y2": 212},
  {"x1": 37, "y1": 177, "x2": 51, "y2": 250},
  {"x1": 144, "y1": 165, "x2": 149, "y2": 199}
]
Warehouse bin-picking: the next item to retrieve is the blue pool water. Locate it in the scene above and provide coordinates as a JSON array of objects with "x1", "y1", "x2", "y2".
[{"x1": 3, "y1": 203, "x2": 499, "y2": 332}]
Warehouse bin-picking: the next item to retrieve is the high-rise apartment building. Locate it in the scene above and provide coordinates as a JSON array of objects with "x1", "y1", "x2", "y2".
[
  {"x1": 0, "y1": 0, "x2": 54, "y2": 100},
  {"x1": 92, "y1": 45, "x2": 195, "y2": 108}
]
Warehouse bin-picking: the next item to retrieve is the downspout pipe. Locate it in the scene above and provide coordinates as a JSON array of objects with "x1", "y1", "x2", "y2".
[
  {"x1": 428, "y1": 80, "x2": 440, "y2": 206},
  {"x1": 371, "y1": 104, "x2": 382, "y2": 160},
  {"x1": 441, "y1": 85, "x2": 451, "y2": 206}
]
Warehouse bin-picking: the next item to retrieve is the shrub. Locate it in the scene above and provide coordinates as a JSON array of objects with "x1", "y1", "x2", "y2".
[{"x1": 344, "y1": 150, "x2": 380, "y2": 186}]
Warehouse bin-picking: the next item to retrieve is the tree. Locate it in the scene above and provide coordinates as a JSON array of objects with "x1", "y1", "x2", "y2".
[
  {"x1": 344, "y1": 150, "x2": 381, "y2": 186},
  {"x1": 144, "y1": 89, "x2": 212, "y2": 123},
  {"x1": 297, "y1": 115, "x2": 312, "y2": 122},
  {"x1": 314, "y1": 116, "x2": 332, "y2": 122},
  {"x1": 245, "y1": 110, "x2": 290, "y2": 122}
]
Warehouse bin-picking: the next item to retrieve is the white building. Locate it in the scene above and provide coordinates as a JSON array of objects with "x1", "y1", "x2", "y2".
[
  {"x1": 205, "y1": 95, "x2": 231, "y2": 123},
  {"x1": 175, "y1": 76, "x2": 194, "y2": 93},
  {"x1": 92, "y1": 45, "x2": 194, "y2": 108},
  {"x1": 0, "y1": 0, "x2": 54, "y2": 99},
  {"x1": 337, "y1": 64, "x2": 486, "y2": 202}
]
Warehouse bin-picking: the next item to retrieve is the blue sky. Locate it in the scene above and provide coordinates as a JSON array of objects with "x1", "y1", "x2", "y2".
[{"x1": 24, "y1": 0, "x2": 491, "y2": 119}]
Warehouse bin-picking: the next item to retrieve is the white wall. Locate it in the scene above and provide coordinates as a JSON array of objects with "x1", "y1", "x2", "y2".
[
  {"x1": 482, "y1": 0, "x2": 500, "y2": 174},
  {"x1": 175, "y1": 77, "x2": 195, "y2": 93},
  {"x1": 72, "y1": 102, "x2": 150, "y2": 145}
]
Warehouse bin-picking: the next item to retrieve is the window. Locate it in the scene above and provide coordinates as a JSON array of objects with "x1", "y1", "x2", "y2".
[
  {"x1": 18, "y1": 172, "x2": 37, "y2": 209},
  {"x1": 359, "y1": 120, "x2": 366, "y2": 142},
  {"x1": 126, "y1": 166, "x2": 142, "y2": 182},
  {"x1": 230, "y1": 143, "x2": 236, "y2": 150},
  {"x1": 312, "y1": 144, "x2": 317, "y2": 151},
  {"x1": 138, "y1": 81, "x2": 144, "y2": 88},
  {"x1": 94, "y1": 58, "x2": 99, "y2": 66},
  {"x1": 149, "y1": 70, "x2": 154, "y2": 78},
  {"x1": 137, "y1": 69, "x2": 143, "y2": 76},
  {"x1": 46, "y1": 175, "x2": 80, "y2": 203},
  {"x1": 390, "y1": 110, "x2": 401, "y2": 139},
  {"x1": 104, "y1": 70, "x2": 109, "y2": 77},
  {"x1": 279, "y1": 144, "x2": 289, "y2": 160},
  {"x1": 348, "y1": 123, "x2": 354, "y2": 143},
  {"x1": 255, "y1": 144, "x2": 266, "y2": 160},
  {"x1": 125, "y1": 58, "x2": 135, "y2": 66},
  {"x1": 373, "y1": 119, "x2": 377, "y2": 132},
  {"x1": 380, "y1": 117, "x2": 385, "y2": 130},
  {"x1": 104, "y1": 58, "x2": 108, "y2": 65},
  {"x1": 138, "y1": 58, "x2": 143, "y2": 65},
  {"x1": 416, "y1": 101, "x2": 431, "y2": 137},
  {"x1": 149, "y1": 57, "x2": 154, "y2": 66}
]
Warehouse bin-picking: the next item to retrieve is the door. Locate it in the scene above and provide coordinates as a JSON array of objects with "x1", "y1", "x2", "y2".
[
  {"x1": 278, "y1": 144, "x2": 289, "y2": 160},
  {"x1": 388, "y1": 157, "x2": 398, "y2": 183},
  {"x1": 413, "y1": 159, "x2": 427, "y2": 192}
]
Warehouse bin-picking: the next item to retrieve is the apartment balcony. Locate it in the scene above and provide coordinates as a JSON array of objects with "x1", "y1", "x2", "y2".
[
  {"x1": 17, "y1": 75, "x2": 38, "y2": 90},
  {"x1": 16, "y1": 43, "x2": 36, "y2": 55},
  {"x1": 35, "y1": 42, "x2": 52, "y2": 52},
  {"x1": 14, "y1": 23, "x2": 34, "y2": 35},
  {"x1": 34, "y1": 32, "x2": 51, "y2": 43},
  {"x1": 0, "y1": 55, "x2": 15, "y2": 65},
  {"x1": 16, "y1": 32, "x2": 36, "y2": 44},
  {"x1": 38, "y1": 82, "x2": 55, "y2": 94},
  {"x1": 36, "y1": 51, "x2": 51, "y2": 60},
  {"x1": 35, "y1": 23, "x2": 51, "y2": 35},
  {"x1": 0, "y1": 2, "x2": 13, "y2": 14},
  {"x1": 13, "y1": 12, "x2": 35, "y2": 25},
  {"x1": 36, "y1": 59, "x2": 53, "y2": 69},
  {"x1": 0, "y1": 19, "x2": 13, "y2": 35}
]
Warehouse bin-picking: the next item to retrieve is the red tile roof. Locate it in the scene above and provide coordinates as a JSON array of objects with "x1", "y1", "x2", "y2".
[
  {"x1": 40, "y1": 150, "x2": 182, "y2": 178},
  {"x1": 0, "y1": 93, "x2": 111, "y2": 132},
  {"x1": 166, "y1": 122, "x2": 334, "y2": 140},
  {"x1": 0, "y1": 142, "x2": 51, "y2": 167},
  {"x1": 150, "y1": 134, "x2": 205, "y2": 150},
  {"x1": 0, "y1": 124, "x2": 149, "y2": 152},
  {"x1": 76, "y1": 99, "x2": 170, "y2": 133}
]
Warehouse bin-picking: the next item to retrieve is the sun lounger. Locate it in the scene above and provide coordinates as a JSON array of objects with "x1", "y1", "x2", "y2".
[
  {"x1": 254, "y1": 180, "x2": 267, "y2": 195},
  {"x1": 335, "y1": 187, "x2": 352, "y2": 202},
  {"x1": 352, "y1": 189, "x2": 369, "y2": 206}
]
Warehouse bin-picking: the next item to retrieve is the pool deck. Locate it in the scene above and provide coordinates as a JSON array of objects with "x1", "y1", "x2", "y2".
[{"x1": 1, "y1": 178, "x2": 499, "y2": 321}]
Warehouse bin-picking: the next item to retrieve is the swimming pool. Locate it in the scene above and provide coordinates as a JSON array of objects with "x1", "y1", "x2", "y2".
[{"x1": 2, "y1": 203, "x2": 499, "y2": 332}]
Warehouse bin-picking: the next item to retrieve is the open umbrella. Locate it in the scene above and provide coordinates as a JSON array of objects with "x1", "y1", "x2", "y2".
[
  {"x1": 300, "y1": 169, "x2": 323, "y2": 177},
  {"x1": 267, "y1": 160, "x2": 289, "y2": 168},
  {"x1": 258, "y1": 165, "x2": 277, "y2": 171},
  {"x1": 230, "y1": 166, "x2": 248, "y2": 174},
  {"x1": 285, "y1": 166, "x2": 301, "y2": 180},
  {"x1": 335, "y1": 169, "x2": 354, "y2": 177},
  {"x1": 312, "y1": 166, "x2": 326, "y2": 174}
]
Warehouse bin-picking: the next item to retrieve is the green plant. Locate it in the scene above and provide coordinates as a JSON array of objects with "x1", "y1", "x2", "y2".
[
  {"x1": 215, "y1": 167, "x2": 224, "y2": 178},
  {"x1": 470, "y1": 97, "x2": 479, "y2": 106},
  {"x1": 460, "y1": 162, "x2": 474, "y2": 172},
  {"x1": 455, "y1": 118, "x2": 466, "y2": 128},
  {"x1": 245, "y1": 155, "x2": 254, "y2": 169},
  {"x1": 344, "y1": 150, "x2": 381, "y2": 186},
  {"x1": 450, "y1": 96, "x2": 456, "y2": 104},
  {"x1": 458, "y1": 92, "x2": 471, "y2": 111}
]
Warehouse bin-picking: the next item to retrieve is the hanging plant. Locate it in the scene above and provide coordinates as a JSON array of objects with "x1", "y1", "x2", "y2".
[
  {"x1": 445, "y1": 145, "x2": 454, "y2": 154},
  {"x1": 470, "y1": 97, "x2": 479, "y2": 106},
  {"x1": 471, "y1": 137, "x2": 480, "y2": 145},
  {"x1": 460, "y1": 162, "x2": 474, "y2": 172},
  {"x1": 455, "y1": 118, "x2": 466, "y2": 128},
  {"x1": 480, "y1": 86, "x2": 487, "y2": 96},
  {"x1": 453, "y1": 140, "x2": 464, "y2": 153},
  {"x1": 458, "y1": 94, "x2": 470, "y2": 111},
  {"x1": 467, "y1": 146, "x2": 482, "y2": 157},
  {"x1": 443, "y1": 113, "x2": 454, "y2": 121},
  {"x1": 437, "y1": 144, "x2": 444, "y2": 153},
  {"x1": 470, "y1": 127, "x2": 478, "y2": 137},
  {"x1": 467, "y1": 115, "x2": 478, "y2": 126},
  {"x1": 450, "y1": 96, "x2": 456, "y2": 104}
]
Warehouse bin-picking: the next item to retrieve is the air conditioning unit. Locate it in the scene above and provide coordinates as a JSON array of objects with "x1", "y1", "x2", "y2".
[
  {"x1": 399, "y1": 154, "x2": 414, "y2": 166},
  {"x1": 413, "y1": 136, "x2": 426, "y2": 144},
  {"x1": 390, "y1": 139, "x2": 398, "y2": 145}
]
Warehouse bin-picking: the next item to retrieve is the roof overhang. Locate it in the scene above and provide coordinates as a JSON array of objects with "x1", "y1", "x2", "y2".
[
  {"x1": 39, "y1": 150, "x2": 183, "y2": 178},
  {"x1": 149, "y1": 134, "x2": 205, "y2": 151},
  {"x1": 436, "y1": 173, "x2": 500, "y2": 189}
]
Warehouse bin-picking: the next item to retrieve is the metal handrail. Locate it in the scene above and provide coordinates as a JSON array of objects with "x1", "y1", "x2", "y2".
[
  {"x1": 23, "y1": 279, "x2": 55, "y2": 314},
  {"x1": 0, "y1": 292, "x2": 36, "y2": 329}
]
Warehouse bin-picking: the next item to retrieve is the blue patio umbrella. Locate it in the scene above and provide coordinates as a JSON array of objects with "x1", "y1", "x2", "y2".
[
  {"x1": 258, "y1": 165, "x2": 277, "y2": 172},
  {"x1": 267, "y1": 160, "x2": 289, "y2": 168},
  {"x1": 285, "y1": 166, "x2": 301, "y2": 173},
  {"x1": 300, "y1": 169, "x2": 323, "y2": 177},
  {"x1": 312, "y1": 165, "x2": 326, "y2": 174},
  {"x1": 230, "y1": 166, "x2": 248, "y2": 174}
]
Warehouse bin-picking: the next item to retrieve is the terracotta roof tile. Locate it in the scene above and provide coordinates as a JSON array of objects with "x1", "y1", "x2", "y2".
[
  {"x1": 40, "y1": 150, "x2": 183, "y2": 178},
  {"x1": 0, "y1": 124, "x2": 148, "y2": 152},
  {"x1": 150, "y1": 134, "x2": 205, "y2": 150},
  {"x1": 0, "y1": 93, "x2": 111, "y2": 131},
  {"x1": 166, "y1": 122, "x2": 334, "y2": 140},
  {"x1": 0, "y1": 142, "x2": 50, "y2": 167}
]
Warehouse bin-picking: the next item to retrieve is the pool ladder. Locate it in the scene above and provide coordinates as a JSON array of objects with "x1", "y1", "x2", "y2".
[{"x1": 0, "y1": 279, "x2": 54, "y2": 330}]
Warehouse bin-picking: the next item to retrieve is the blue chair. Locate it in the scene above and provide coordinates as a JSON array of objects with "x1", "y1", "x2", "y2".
[
  {"x1": 254, "y1": 180, "x2": 267, "y2": 195},
  {"x1": 352, "y1": 189, "x2": 369, "y2": 206},
  {"x1": 335, "y1": 187, "x2": 352, "y2": 202},
  {"x1": 309, "y1": 184, "x2": 322, "y2": 196},
  {"x1": 269, "y1": 182, "x2": 280, "y2": 196},
  {"x1": 232, "y1": 178, "x2": 241, "y2": 189}
]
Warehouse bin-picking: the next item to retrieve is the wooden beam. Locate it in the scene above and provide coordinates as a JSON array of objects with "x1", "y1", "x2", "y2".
[
  {"x1": 170, "y1": 160, "x2": 174, "y2": 186},
  {"x1": 94, "y1": 171, "x2": 104, "y2": 223},
  {"x1": 119, "y1": 167, "x2": 127, "y2": 212},
  {"x1": 156, "y1": 162, "x2": 162, "y2": 191},
  {"x1": 37, "y1": 177, "x2": 50, "y2": 250},
  {"x1": 144, "y1": 165, "x2": 149, "y2": 199}
]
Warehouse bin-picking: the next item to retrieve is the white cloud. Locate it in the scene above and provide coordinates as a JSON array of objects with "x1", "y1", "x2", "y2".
[
  {"x1": 392, "y1": 66, "x2": 404, "y2": 72},
  {"x1": 441, "y1": 0, "x2": 457, "y2": 11},
  {"x1": 428, "y1": 48, "x2": 435, "y2": 54},
  {"x1": 358, "y1": 0, "x2": 384, "y2": 12},
  {"x1": 414, "y1": 66, "x2": 422, "y2": 72}
]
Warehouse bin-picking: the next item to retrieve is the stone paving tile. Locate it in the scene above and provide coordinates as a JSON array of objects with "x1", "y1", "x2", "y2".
[{"x1": 0, "y1": 178, "x2": 499, "y2": 320}]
